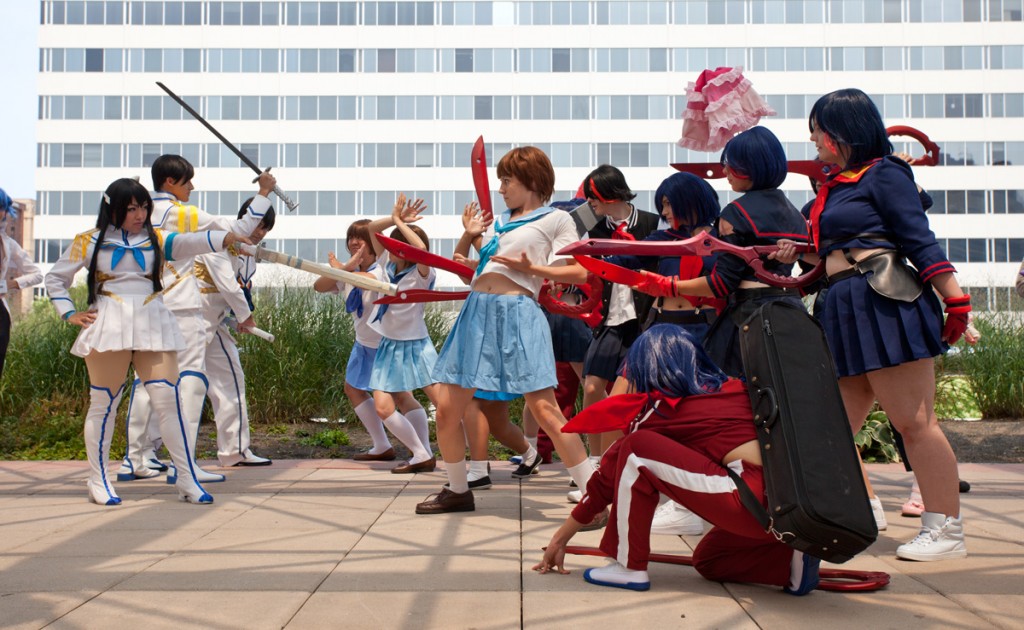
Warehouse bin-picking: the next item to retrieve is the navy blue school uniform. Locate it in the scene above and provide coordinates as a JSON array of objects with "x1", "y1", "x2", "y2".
[
  {"x1": 813, "y1": 156, "x2": 954, "y2": 378},
  {"x1": 609, "y1": 227, "x2": 718, "y2": 338},
  {"x1": 702, "y1": 189, "x2": 809, "y2": 378},
  {"x1": 582, "y1": 208, "x2": 661, "y2": 381}
]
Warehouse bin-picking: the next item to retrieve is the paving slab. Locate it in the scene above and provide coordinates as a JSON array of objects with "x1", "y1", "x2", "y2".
[{"x1": 0, "y1": 460, "x2": 1020, "y2": 629}]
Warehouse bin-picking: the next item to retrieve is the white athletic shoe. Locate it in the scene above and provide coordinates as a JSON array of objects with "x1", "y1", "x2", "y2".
[
  {"x1": 869, "y1": 496, "x2": 888, "y2": 531},
  {"x1": 567, "y1": 489, "x2": 584, "y2": 504},
  {"x1": 583, "y1": 561, "x2": 650, "y2": 591},
  {"x1": 650, "y1": 501, "x2": 705, "y2": 536},
  {"x1": 896, "y1": 512, "x2": 967, "y2": 561}
]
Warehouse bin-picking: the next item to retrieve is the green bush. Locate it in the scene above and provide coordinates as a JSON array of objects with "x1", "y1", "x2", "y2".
[
  {"x1": 854, "y1": 410, "x2": 901, "y2": 463},
  {"x1": 939, "y1": 313, "x2": 1024, "y2": 419}
]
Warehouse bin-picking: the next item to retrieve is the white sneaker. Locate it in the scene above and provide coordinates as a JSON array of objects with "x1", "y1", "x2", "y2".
[
  {"x1": 896, "y1": 512, "x2": 967, "y2": 561},
  {"x1": 583, "y1": 561, "x2": 650, "y2": 591},
  {"x1": 650, "y1": 501, "x2": 705, "y2": 536},
  {"x1": 567, "y1": 489, "x2": 583, "y2": 504},
  {"x1": 869, "y1": 496, "x2": 888, "y2": 531}
]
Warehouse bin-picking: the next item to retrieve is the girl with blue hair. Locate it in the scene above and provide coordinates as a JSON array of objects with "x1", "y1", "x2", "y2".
[
  {"x1": 634, "y1": 127, "x2": 809, "y2": 377},
  {"x1": 534, "y1": 325, "x2": 820, "y2": 596},
  {"x1": 0, "y1": 188, "x2": 43, "y2": 380}
]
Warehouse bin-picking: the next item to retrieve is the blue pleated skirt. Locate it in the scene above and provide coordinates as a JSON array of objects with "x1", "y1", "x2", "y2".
[
  {"x1": 368, "y1": 336, "x2": 438, "y2": 393},
  {"x1": 820, "y1": 274, "x2": 946, "y2": 377},
  {"x1": 345, "y1": 341, "x2": 378, "y2": 391},
  {"x1": 433, "y1": 292, "x2": 558, "y2": 394}
]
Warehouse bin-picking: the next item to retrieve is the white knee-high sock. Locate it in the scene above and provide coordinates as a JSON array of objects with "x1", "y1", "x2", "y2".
[
  {"x1": 446, "y1": 458, "x2": 469, "y2": 494},
  {"x1": 382, "y1": 411, "x2": 431, "y2": 463},
  {"x1": 354, "y1": 399, "x2": 392, "y2": 453},
  {"x1": 567, "y1": 460, "x2": 596, "y2": 493},
  {"x1": 405, "y1": 406, "x2": 432, "y2": 454}
]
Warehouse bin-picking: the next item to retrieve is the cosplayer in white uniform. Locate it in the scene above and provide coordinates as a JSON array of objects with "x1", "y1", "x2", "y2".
[
  {"x1": 1, "y1": 188, "x2": 44, "y2": 380},
  {"x1": 117, "y1": 156, "x2": 276, "y2": 483},
  {"x1": 195, "y1": 198, "x2": 276, "y2": 467},
  {"x1": 45, "y1": 178, "x2": 247, "y2": 506}
]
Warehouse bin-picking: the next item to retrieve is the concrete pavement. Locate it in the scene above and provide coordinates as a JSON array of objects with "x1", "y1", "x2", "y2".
[{"x1": 1, "y1": 460, "x2": 1022, "y2": 629}]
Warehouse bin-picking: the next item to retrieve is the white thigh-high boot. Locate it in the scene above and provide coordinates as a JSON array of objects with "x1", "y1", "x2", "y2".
[
  {"x1": 165, "y1": 369, "x2": 225, "y2": 484},
  {"x1": 85, "y1": 384, "x2": 126, "y2": 505},
  {"x1": 116, "y1": 378, "x2": 161, "y2": 481},
  {"x1": 146, "y1": 378, "x2": 213, "y2": 504},
  {"x1": 207, "y1": 329, "x2": 269, "y2": 467}
]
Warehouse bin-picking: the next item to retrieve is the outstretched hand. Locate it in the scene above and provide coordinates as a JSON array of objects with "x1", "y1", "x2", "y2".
[
  {"x1": 533, "y1": 543, "x2": 570, "y2": 575},
  {"x1": 462, "y1": 201, "x2": 492, "y2": 237},
  {"x1": 453, "y1": 253, "x2": 479, "y2": 270},
  {"x1": 489, "y1": 252, "x2": 534, "y2": 274},
  {"x1": 393, "y1": 193, "x2": 427, "y2": 224}
]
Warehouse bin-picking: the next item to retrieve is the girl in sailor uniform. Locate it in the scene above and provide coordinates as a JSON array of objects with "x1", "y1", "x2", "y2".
[
  {"x1": 196, "y1": 199, "x2": 276, "y2": 467},
  {"x1": 534, "y1": 325, "x2": 821, "y2": 596},
  {"x1": 313, "y1": 219, "x2": 396, "y2": 462},
  {"x1": 1, "y1": 188, "x2": 44, "y2": 379},
  {"x1": 364, "y1": 195, "x2": 441, "y2": 474},
  {"x1": 45, "y1": 178, "x2": 248, "y2": 506},
  {"x1": 420, "y1": 146, "x2": 595, "y2": 515}
]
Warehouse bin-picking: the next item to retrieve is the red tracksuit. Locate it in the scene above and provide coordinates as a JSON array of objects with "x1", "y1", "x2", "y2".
[{"x1": 567, "y1": 381, "x2": 793, "y2": 587}]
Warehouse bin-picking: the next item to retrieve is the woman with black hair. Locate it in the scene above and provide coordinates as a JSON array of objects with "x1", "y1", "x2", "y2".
[
  {"x1": 776, "y1": 88, "x2": 969, "y2": 561},
  {"x1": 45, "y1": 178, "x2": 249, "y2": 506},
  {"x1": 534, "y1": 325, "x2": 820, "y2": 596},
  {"x1": 0, "y1": 188, "x2": 43, "y2": 380}
]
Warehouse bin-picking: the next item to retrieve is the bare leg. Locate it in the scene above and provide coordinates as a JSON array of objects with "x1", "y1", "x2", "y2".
[{"x1": 838, "y1": 374, "x2": 881, "y2": 499}]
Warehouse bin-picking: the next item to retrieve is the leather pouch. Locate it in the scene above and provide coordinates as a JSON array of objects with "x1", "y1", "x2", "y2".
[{"x1": 856, "y1": 250, "x2": 923, "y2": 302}]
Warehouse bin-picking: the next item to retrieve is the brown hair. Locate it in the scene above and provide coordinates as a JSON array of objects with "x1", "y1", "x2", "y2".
[
  {"x1": 389, "y1": 224, "x2": 429, "y2": 252},
  {"x1": 496, "y1": 146, "x2": 555, "y2": 203},
  {"x1": 346, "y1": 218, "x2": 373, "y2": 251}
]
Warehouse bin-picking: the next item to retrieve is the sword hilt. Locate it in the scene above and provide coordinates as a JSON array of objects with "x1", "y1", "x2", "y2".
[{"x1": 272, "y1": 185, "x2": 300, "y2": 212}]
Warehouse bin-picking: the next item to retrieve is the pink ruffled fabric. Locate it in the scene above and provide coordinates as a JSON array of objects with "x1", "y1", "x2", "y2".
[{"x1": 678, "y1": 66, "x2": 776, "y2": 152}]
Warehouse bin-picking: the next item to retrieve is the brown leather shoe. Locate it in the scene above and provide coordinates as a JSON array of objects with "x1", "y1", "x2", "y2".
[
  {"x1": 415, "y1": 487, "x2": 475, "y2": 514},
  {"x1": 353, "y1": 447, "x2": 397, "y2": 462},
  {"x1": 391, "y1": 457, "x2": 437, "y2": 474}
]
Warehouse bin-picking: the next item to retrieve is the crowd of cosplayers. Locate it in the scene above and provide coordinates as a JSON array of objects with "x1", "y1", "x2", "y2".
[{"x1": 0, "y1": 88, "x2": 988, "y2": 596}]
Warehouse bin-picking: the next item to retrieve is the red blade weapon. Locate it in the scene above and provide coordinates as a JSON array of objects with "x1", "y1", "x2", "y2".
[
  {"x1": 471, "y1": 136, "x2": 493, "y2": 222},
  {"x1": 375, "y1": 233, "x2": 475, "y2": 280}
]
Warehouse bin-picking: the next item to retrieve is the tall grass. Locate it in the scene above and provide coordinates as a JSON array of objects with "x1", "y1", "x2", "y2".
[{"x1": 939, "y1": 313, "x2": 1024, "y2": 419}]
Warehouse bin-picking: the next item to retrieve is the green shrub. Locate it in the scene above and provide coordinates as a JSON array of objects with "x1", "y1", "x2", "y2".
[
  {"x1": 940, "y1": 313, "x2": 1024, "y2": 419},
  {"x1": 854, "y1": 410, "x2": 901, "y2": 463},
  {"x1": 301, "y1": 428, "x2": 350, "y2": 448}
]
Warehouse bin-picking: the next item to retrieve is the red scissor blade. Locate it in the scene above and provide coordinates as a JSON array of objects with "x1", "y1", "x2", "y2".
[
  {"x1": 471, "y1": 136, "x2": 493, "y2": 221},
  {"x1": 376, "y1": 233, "x2": 475, "y2": 279},
  {"x1": 374, "y1": 289, "x2": 470, "y2": 304},
  {"x1": 572, "y1": 255, "x2": 645, "y2": 286}
]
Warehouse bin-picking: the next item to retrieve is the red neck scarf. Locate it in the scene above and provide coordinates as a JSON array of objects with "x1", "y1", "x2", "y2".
[{"x1": 809, "y1": 159, "x2": 881, "y2": 249}]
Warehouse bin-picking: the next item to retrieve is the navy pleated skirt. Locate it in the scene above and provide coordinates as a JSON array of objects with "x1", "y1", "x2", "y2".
[
  {"x1": 545, "y1": 310, "x2": 592, "y2": 364},
  {"x1": 820, "y1": 273, "x2": 946, "y2": 377}
]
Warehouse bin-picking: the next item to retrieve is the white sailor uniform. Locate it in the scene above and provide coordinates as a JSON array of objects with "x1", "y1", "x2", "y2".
[
  {"x1": 1, "y1": 232, "x2": 44, "y2": 378},
  {"x1": 45, "y1": 226, "x2": 230, "y2": 506}
]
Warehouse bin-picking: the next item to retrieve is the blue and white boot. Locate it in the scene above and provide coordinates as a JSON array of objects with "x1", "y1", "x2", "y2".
[
  {"x1": 84, "y1": 384, "x2": 125, "y2": 506},
  {"x1": 583, "y1": 561, "x2": 651, "y2": 591},
  {"x1": 147, "y1": 378, "x2": 213, "y2": 505}
]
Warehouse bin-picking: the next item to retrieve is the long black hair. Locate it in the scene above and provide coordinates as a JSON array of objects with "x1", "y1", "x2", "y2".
[
  {"x1": 809, "y1": 88, "x2": 892, "y2": 168},
  {"x1": 87, "y1": 178, "x2": 163, "y2": 304}
]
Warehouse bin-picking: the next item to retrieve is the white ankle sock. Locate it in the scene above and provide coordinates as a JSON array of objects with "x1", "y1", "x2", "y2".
[
  {"x1": 909, "y1": 481, "x2": 923, "y2": 504},
  {"x1": 468, "y1": 460, "x2": 489, "y2": 482},
  {"x1": 567, "y1": 460, "x2": 596, "y2": 492},
  {"x1": 521, "y1": 445, "x2": 538, "y2": 466},
  {"x1": 382, "y1": 411, "x2": 431, "y2": 463},
  {"x1": 354, "y1": 400, "x2": 392, "y2": 453},
  {"x1": 526, "y1": 436, "x2": 538, "y2": 450},
  {"x1": 405, "y1": 407, "x2": 432, "y2": 455},
  {"x1": 446, "y1": 459, "x2": 469, "y2": 493}
]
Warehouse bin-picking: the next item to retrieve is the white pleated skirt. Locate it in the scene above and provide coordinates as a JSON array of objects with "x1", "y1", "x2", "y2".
[{"x1": 71, "y1": 295, "x2": 185, "y2": 357}]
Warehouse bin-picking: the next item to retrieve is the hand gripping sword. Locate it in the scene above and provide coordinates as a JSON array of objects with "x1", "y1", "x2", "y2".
[{"x1": 156, "y1": 82, "x2": 300, "y2": 212}]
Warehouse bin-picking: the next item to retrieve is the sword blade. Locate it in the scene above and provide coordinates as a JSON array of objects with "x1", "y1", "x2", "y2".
[
  {"x1": 374, "y1": 289, "x2": 470, "y2": 304},
  {"x1": 572, "y1": 255, "x2": 645, "y2": 286},
  {"x1": 471, "y1": 136, "x2": 493, "y2": 221},
  {"x1": 376, "y1": 233, "x2": 475, "y2": 279}
]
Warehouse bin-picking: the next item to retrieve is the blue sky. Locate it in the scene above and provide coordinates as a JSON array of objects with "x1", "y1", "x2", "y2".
[{"x1": 1, "y1": 2, "x2": 38, "y2": 199}]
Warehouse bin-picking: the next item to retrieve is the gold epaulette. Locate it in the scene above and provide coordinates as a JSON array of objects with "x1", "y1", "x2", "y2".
[
  {"x1": 173, "y1": 202, "x2": 201, "y2": 233},
  {"x1": 69, "y1": 229, "x2": 100, "y2": 263}
]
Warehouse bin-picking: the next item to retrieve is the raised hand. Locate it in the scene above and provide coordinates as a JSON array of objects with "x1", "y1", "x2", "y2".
[{"x1": 462, "y1": 201, "x2": 492, "y2": 237}]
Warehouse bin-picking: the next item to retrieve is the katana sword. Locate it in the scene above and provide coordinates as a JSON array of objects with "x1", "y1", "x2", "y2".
[
  {"x1": 374, "y1": 288, "x2": 471, "y2": 305},
  {"x1": 240, "y1": 244, "x2": 397, "y2": 295},
  {"x1": 156, "y1": 81, "x2": 300, "y2": 212}
]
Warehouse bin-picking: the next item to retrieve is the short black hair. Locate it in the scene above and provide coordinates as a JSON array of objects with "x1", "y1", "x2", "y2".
[
  {"x1": 151, "y1": 154, "x2": 195, "y2": 191},
  {"x1": 720, "y1": 126, "x2": 788, "y2": 190},
  {"x1": 583, "y1": 164, "x2": 636, "y2": 203},
  {"x1": 809, "y1": 88, "x2": 892, "y2": 167},
  {"x1": 237, "y1": 197, "x2": 276, "y2": 230}
]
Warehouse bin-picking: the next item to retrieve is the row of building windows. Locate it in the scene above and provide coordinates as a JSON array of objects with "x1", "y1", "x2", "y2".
[
  {"x1": 35, "y1": 140, "x2": 1024, "y2": 173},
  {"x1": 33, "y1": 233, "x2": 1024, "y2": 267},
  {"x1": 37, "y1": 92, "x2": 1024, "y2": 122},
  {"x1": 41, "y1": 1, "x2": 1024, "y2": 27},
  {"x1": 40, "y1": 44, "x2": 1024, "y2": 74},
  {"x1": 33, "y1": 186, "x2": 1024, "y2": 221}
]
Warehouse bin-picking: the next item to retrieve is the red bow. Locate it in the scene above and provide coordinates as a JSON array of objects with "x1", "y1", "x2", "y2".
[
  {"x1": 809, "y1": 159, "x2": 880, "y2": 249},
  {"x1": 612, "y1": 222, "x2": 635, "y2": 241}
]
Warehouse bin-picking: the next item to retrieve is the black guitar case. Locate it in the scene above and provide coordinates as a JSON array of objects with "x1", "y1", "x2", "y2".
[{"x1": 734, "y1": 301, "x2": 877, "y2": 563}]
